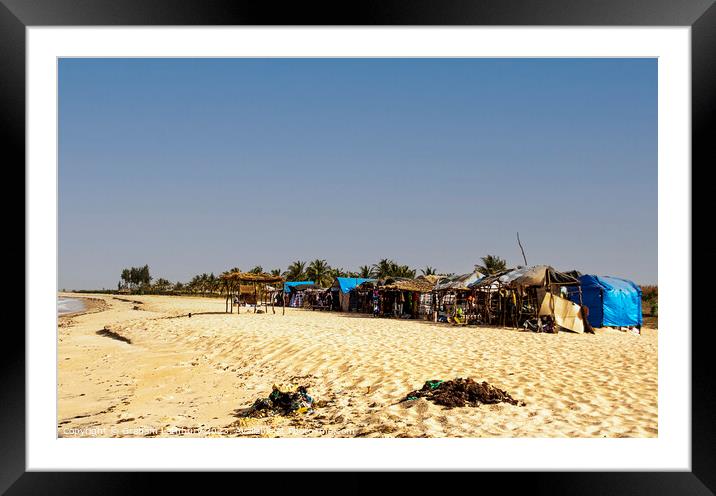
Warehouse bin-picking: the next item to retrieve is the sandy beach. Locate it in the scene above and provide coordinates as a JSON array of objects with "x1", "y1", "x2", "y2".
[{"x1": 57, "y1": 293, "x2": 657, "y2": 438}]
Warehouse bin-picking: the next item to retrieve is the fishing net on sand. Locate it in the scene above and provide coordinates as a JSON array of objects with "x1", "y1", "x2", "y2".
[
  {"x1": 242, "y1": 385, "x2": 315, "y2": 418},
  {"x1": 401, "y1": 378, "x2": 525, "y2": 408}
]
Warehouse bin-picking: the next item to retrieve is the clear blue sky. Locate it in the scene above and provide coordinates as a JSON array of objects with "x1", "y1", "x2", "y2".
[{"x1": 59, "y1": 58, "x2": 657, "y2": 289}]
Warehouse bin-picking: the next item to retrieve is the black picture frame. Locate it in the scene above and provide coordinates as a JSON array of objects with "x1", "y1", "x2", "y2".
[{"x1": 5, "y1": 0, "x2": 711, "y2": 491}]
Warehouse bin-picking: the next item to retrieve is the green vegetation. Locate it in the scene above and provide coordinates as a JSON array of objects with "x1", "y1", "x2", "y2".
[
  {"x1": 474, "y1": 255, "x2": 507, "y2": 275},
  {"x1": 641, "y1": 285, "x2": 658, "y2": 317},
  {"x1": 107, "y1": 254, "x2": 540, "y2": 296},
  {"x1": 118, "y1": 265, "x2": 152, "y2": 292},
  {"x1": 283, "y1": 261, "x2": 307, "y2": 281},
  {"x1": 371, "y1": 259, "x2": 416, "y2": 279},
  {"x1": 306, "y1": 259, "x2": 332, "y2": 287},
  {"x1": 77, "y1": 261, "x2": 656, "y2": 306},
  {"x1": 358, "y1": 265, "x2": 373, "y2": 278}
]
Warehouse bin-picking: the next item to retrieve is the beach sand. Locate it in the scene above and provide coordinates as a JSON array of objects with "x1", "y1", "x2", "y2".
[{"x1": 58, "y1": 293, "x2": 657, "y2": 438}]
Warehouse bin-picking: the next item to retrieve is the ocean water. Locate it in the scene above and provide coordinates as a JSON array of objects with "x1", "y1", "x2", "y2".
[{"x1": 58, "y1": 297, "x2": 86, "y2": 316}]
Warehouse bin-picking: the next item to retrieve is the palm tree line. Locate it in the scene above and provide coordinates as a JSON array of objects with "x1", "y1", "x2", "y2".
[{"x1": 119, "y1": 255, "x2": 509, "y2": 295}]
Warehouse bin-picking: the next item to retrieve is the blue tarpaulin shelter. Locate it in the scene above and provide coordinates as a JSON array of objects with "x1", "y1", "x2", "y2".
[
  {"x1": 333, "y1": 277, "x2": 376, "y2": 312},
  {"x1": 333, "y1": 277, "x2": 375, "y2": 294},
  {"x1": 283, "y1": 281, "x2": 314, "y2": 293},
  {"x1": 571, "y1": 275, "x2": 643, "y2": 327}
]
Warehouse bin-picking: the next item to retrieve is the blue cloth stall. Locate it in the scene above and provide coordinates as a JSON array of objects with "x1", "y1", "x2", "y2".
[
  {"x1": 283, "y1": 281, "x2": 314, "y2": 293},
  {"x1": 571, "y1": 275, "x2": 643, "y2": 327}
]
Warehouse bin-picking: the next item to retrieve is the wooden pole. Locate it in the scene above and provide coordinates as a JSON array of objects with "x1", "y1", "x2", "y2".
[
  {"x1": 432, "y1": 292, "x2": 438, "y2": 322},
  {"x1": 517, "y1": 232, "x2": 528, "y2": 266}
]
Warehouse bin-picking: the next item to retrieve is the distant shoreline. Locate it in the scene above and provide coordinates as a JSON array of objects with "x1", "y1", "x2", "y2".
[{"x1": 58, "y1": 294, "x2": 109, "y2": 318}]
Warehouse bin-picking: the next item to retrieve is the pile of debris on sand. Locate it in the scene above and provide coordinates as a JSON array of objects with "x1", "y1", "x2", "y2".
[
  {"x1": 401, "y1": 378, "x2": 525, "y2": 408},
  {"x1": 241, "y1": 385, "x2": 315, "y2": 418}
]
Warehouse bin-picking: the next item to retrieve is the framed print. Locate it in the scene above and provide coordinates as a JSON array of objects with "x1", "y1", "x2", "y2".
[{"x1": 5, "y1": 0, "x2": 712, "y2": 491}]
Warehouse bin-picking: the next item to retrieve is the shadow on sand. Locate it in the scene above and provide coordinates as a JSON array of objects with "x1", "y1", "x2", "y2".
[{"x1": 96, "y1": 327, "x2": 132, "y2": 344}]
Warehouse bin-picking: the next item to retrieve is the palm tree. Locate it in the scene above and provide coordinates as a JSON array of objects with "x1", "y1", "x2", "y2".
[
  {"x1": 187, "y1": 274, "x2": 199, "y2": 294},
  {"x1": 372, "y1": 259, "x2": 416, "y2": 278},
  {"x1": 140, "y1": 265, "x2": 152, "y2": 287},
  {"x1": 270, "y1": 268, "x2": 282, "y2": 276},
  {"x1": 199, "y1": 273, "x2": 210, "y2": 295},
  {"x1": 306, "y1": 259, "x2": 332, "y2": 287},
  {"x1": 188, "y1": 274, "x2": 201, "y2": 294},
  {"x1": 421, "y1": 266, "x2": 437, "y2": 276},
  {"x1": 475, "y1": 255, "x2": 507, "y2": 275},
  {"x1": 358, "y1": 265, "x2": 374, "y2": 278},
  {"x1": 153, "y1": 278, "x2": 171, "y2": 292},
  {"x1": 393, "y1": 264, "x2": 416, "y2": 278},
  {"x1": 249, "y1": 266, "x2": 263, "y2": 274},
  {"x1": 207, "y1": 273, "x2": 217, "y2": 294},
  {"x1": 372, "y1": 258, "x2": 395, "y2": 278},
  {"x1": 329, "y1": 267, "x2": 348, "y2": 279},
  {"x1": 284, "y1": 260, "x2": 307, "y2": 281},
  {"x1": 120, "y1": 268, "x2": 131, "y2": 289}
]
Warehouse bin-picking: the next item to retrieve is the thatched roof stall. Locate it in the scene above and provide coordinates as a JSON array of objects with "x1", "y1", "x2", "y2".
[
  {"x1": 355, "y1": 276, "x2": 437, "y2": 294},
  {"x1": 469, "y1": 268, "x2": 513, "y2": 289},
  {"x1": 389, "y1": 276, "x2": 439, "y2": 318},
  {"x1": 417, "y1": 274, "x2": 441, "y2": 285},
  {"x1": 470, "y1": 266, "x2": 579, "y2": 291},
  {"x1": 379, "y1": 276, "x2": 437, "y2": 293},
  {"x1": 434, "y1": 270, "x2": 485, "y2": 292},
  {"x1": 219, "y1": 271, "x2": 285, "y2": 314},
  {"x1": 430, "y1": 269, "x2": 485, "y2": 324},
  {"x1": 220, "y1": 272, "x2": 284, "y2": 284},
  {"x1": 355, "y1": 276, "x2": 438, "y2": 318},
  {"x1": 497, "y1": 265, "x2": 579, "y2": 288},
  {"x1": 469, "y1": 266, "x2": 583, "y2": 331},
  {"x1": 301, "y1": 287, "x2": 334, "y2": 310}
]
